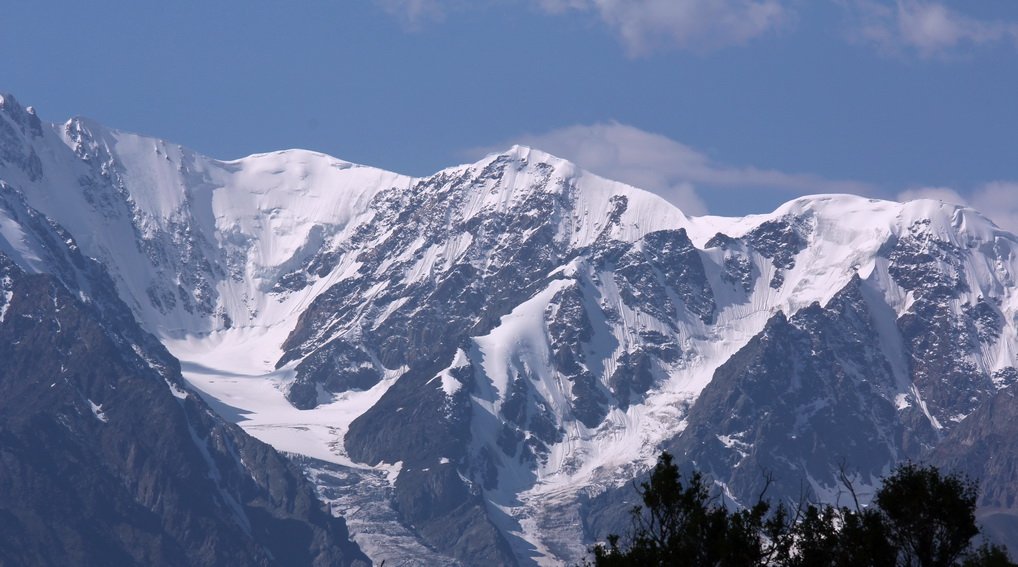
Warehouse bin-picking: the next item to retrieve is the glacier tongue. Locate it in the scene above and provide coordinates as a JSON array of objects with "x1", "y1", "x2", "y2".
[{"x1": 4, "y1": 102, "x2": 1018, "y2": 565}]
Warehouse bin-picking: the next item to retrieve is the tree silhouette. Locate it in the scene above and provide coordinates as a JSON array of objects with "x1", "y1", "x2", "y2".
[
  {"x1": 588, "y1": 452, "x2": 794, "y2": 566},
  {"x1": 587, "y1": 454, "x2": 1015, "y2": 567},
  {"x1": 877, "y1": 462, "x2": 979, "y2": 567}
]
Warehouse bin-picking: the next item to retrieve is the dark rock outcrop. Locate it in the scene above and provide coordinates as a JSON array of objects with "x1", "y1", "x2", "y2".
[
  {"x1": 666, "y1": 277, "x2": 919, "y2": 505},
  {"x1": 931, "y1": 386, "x2": 1018, "y2": 554},
  {"x1": 0, "y1": 194, "x2": 367, "y2": 566}
]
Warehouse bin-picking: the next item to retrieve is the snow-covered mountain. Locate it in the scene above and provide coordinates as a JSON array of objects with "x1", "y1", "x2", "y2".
[
  {"x1": 3, "y1": 92, "x2": 1018, "y2": 565},
  {"x1": 0, "y1": 95, "x2": 368, "y2": 566}
]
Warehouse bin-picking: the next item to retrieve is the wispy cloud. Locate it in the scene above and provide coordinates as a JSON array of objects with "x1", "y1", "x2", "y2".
[
  {"x1": 375, "y1": 0, "x2": 450, "y2": 28},
  {"x1": 536, "y1": 0, "x2": 789, "y2": 54},
  {"x1": 842, "y1": 0, "x2": 1018, "y2": 57},
  {"x1": 899, "y1": 183, "x2": 1018, "y2": 233},
  {"x1": 897, "y1": 186, "x2": 963, "y2": 203},
  {"x1": 376, "y1": 0, "x2": 1018, "y2": 57},
  {"x1": 470, "y1": 122, "x2": 874, "y2": 215},
  {"x1": 375, "y1": 0, "x2": 790, "y2": 53}
]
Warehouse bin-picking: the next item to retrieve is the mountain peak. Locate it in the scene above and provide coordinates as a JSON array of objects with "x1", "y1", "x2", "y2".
[
  {"x1": 758, "y1": 193, "x2": 1002, "y2": 244},
  {"x1": 0, "y1": 92, "x2": 43, "y2": 138},
  {"x1": 0, "y1": 92, "x2": 18, "y2": 111},
  {"x1": 504, "y1": 143, "x2": 547, "y2": 161},
  {"x1": 470, "y1": 144, "x2": 579, "y2": 175}
]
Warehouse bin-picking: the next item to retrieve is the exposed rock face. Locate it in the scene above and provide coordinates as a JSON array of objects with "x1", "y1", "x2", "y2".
[
  {"x1": 613, "y1": 228, "x2": 715, "y2": 326},
  {"x1": 931, "y1": 386, "x2": 1018, "y2": 553},
  {"x1": 583, "y1": 213, "x2": 1018, "y2": 553},
  {"x1": 342, "y1": 354, "x2": 510, "y2": 564},
  {"x1": 0, "y1": 94, "x2": 44, "y2": 182},
  {"x1": 667, "y1": 277, "x2": 928, "y2": 505},
  {"x1": 0, "y1": 197, "x2": 367, "y2": 566},
  {"x1": 289, "y1": 340, "x2": 383, "y2": 410},
  {"x1": 708, "y1": 215, "x2": 812, "y2": 289}
]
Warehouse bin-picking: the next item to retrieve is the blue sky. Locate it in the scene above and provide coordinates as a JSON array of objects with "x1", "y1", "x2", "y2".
[{"x1": 3, "y1": 1, "x2": 1017, "y2": 224}]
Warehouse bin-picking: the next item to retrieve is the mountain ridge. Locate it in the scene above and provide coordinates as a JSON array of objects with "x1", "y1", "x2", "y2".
[
  {"x1": 0, "y1": 157, "x2": 369, "y2": 564},
  {"x1": 3, "y1": 92, "x2": 1017, "y2": 565}
]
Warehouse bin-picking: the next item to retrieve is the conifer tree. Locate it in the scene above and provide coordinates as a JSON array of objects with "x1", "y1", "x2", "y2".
[{"x1": 587, "y1": 454, "x2": 1015, "y2": 567}]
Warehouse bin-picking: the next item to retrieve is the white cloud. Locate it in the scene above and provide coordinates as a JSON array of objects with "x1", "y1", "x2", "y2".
[
  {"x1": 376, "y1": 1, "x2": 1018, "y2": 57},
  {"x1": 376, "y1": 0, "x2": 449, "y2": 28},
  {"x1": 376, "y1": 0, "x2": 789, "y2": 53},
  {"x1": 970, "y1": 183, "x2": 1018, "y2": 234},
  {"x1": 471, "y1": 122, "x2": 873, "y2": 216},
  {"x1": 537, "y1": 0, "x2": 789, "y2": 54},
  {"x1": 897, "y1": 186, "x2": 965, "y2": 204},
  {"x1": 843, "y1": 1, "x2": 1018, "y2": 57},
  {"x1": 898, "y1": 183, "x2": 1018, "y2": 233}
]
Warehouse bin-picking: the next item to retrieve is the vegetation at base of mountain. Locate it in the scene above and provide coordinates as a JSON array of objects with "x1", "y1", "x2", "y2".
[{"x1": 585, "y1": 452, "x2": 1015, "y2": 567}]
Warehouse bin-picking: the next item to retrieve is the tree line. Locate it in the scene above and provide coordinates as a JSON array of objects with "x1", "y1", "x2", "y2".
[{"x1": 586, "y1": 452, "x2": 1014, "y2": 567}]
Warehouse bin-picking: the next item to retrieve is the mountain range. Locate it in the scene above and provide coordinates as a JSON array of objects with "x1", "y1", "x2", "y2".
[{"x1": 1, "y1": 92, "x2": 1016, "y2": 565}]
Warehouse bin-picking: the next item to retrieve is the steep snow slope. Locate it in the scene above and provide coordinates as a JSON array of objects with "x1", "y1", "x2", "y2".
[
  {"x1": 0, "y1": 97, "x2": 369, "y2": 565},
  {"x1": 0, "y1": 95, "x2": 410, "y2": 337},
  {"x1": 5, "y1": 93, "x2": 1018, "y2": 564}
]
